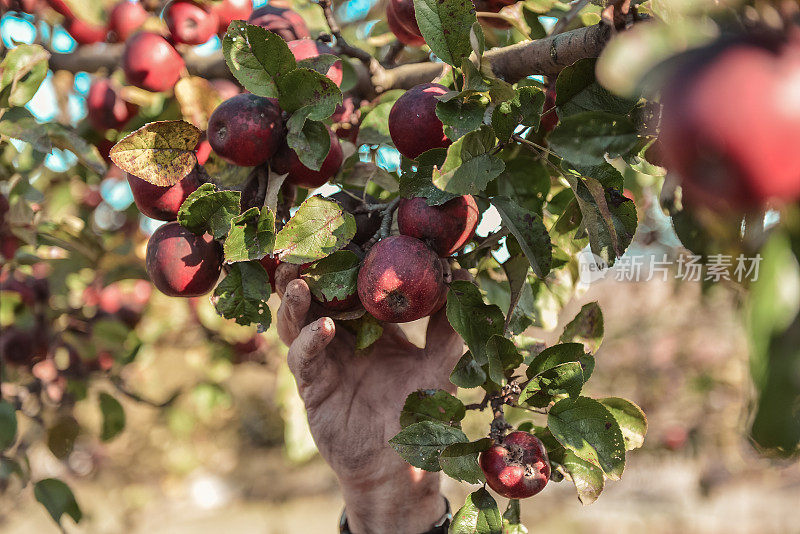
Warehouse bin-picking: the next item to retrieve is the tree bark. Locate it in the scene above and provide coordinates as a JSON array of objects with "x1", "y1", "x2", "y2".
[{"x1": 48, "y1": 23, "x2": 618, "y2": 94}]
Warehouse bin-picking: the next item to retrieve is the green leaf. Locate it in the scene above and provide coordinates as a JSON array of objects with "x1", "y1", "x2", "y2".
[
  {"x1": 388, "y1": 420, "x2": 467, "y2": 471},
  {"x1": 556, "y1": 58, "x2": 638, "y2": 118},
  {"x1": 560, "y1": 302, "x2": 604, "y2": 353},
  {"x1": 502, "y1": 237, "x2": 533, "y2": 335},
  {"x1": 296, "y1": 54, "x2": 339, "y2": 77},
  {"x1": 110, "y1": 120, "x2": 201, "y2": 186},
  {"x1": 432, "y1": 126, "x2": 505, "y2": 195},
  {"x1": 450, "y1": 488, "x2": 502, "y2": 534},
  {"x1": 400, "y1": 389, "x2": 466, "y2": 428},
  {"x1": 34, "y1": 479, "x2": 82, "y2": 525},
  {"x1": 548, "y1": 445, "x2": 605, "y2": 505},
  {"x1": 491, "y1": 86, "x2": 545, "y2": 141},
  {"x1": 491, "y1": 196, "x2": 552, "y2": 279},
  {"x1": 224, "y1": 207, "x2": 276, "y2": 263},
  {"x1": 277, "y1": 68, "x2": 342, "y2": 120},
  {"x1": 413, "y1": 0, "x2": 477, "y2": 68},
  {"x1": 450, "y1": 351, "x2": 488, "y2": 388},
  {"x1": 398, "y1": 148, "x2": 457, "y2": 206},
  {"x1": 446, "y1": 280, "x2": 505, "y2": 365},
  {"x1": 98, "y1": 392, "x2": 125, "y2": 442},
  {"x1": 286, "y1": 111, "x2": 331, "y2": 172},
  {"x1": 178, "y1": 183, "x2": 242, "y2": 239},
  {"x1": 599, "y1": 397, "x2": 647, "y2": 451},
  {"x1": 519, "y1": 361, "x2": 585, "y2": 406},
  {"x1": 436, "y1": 98, "x2": 486, "y2": 140},
  {"x1": 302, "y1": 250, "x2": 360, "y2": 303},
  {"x1": 349, "y1": 314, "x2": 384, "y2": 351},
  {"x1": 222, "y1": 21, "x2": 294, "y2": 97},
  {"x1": 47, "y1": 416, "x2": 79, "y2": 459},
  {"x1": 502, "y1": 499, "x2": 528, "y2": 533},
  {"x1": 0, "y1": 43, "x2": 49, "y2": 107},
  {"x1": 439, "y1": 438, "x2": 490, "y2": 483},
  {"x1": 274, "y1": 196, "x2": 356, "y2": 264},
  {"x1": 549, "y1": 111, "x2": 639, "y2": 166},
  {"x1": 0, "y1": 401, "x2": 17, "y2": 451},
  {"x1": 485, "y1": 334, "x2": 523, "y2": 386},
  {"x1": 212, "y1": 261, "x2": 272, "y2": 329},
  {"x1": 548, "y1": 396, "x2": 626, "y2": 479},
  {"x1": 497, "y1": 157, "x2": 550, "y2": 214},
  {"x1": 527, "y1": 342, "x2": 594, "y2": 381}
]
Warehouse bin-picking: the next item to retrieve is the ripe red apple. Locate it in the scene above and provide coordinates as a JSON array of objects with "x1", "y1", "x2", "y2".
[
  {"x1": 86, "y1": 78, "x2": 138, "y2": 131},
  {"x1": 389, "y1": 83, "x2": 451, "y2": 160},
  {"x1": 211, "y1": 0, "x2": 252, "y2": 35},
  {"x1": 271, "y1": 127, "x2": 343, "y2": 189},
  {"x1": 195, "y1": 138, "x2": 212, "y2": 165},
  {"x1": 108, "y1": 1, "x2": 149, "y2": 42},
  {"x1": 286, "y1": 39, "x2": 343, "y2": 87},
  {"x1": 247, "y1": 4, "x2": 310, "y2": 41},
  {"x1": 207, "y1": 94, "x2": 285, "y2": 167},
  {"x1": 329, "y1": 190, "x2": 381, "y2": 246},
  {"x1": 127, "y1": 167, "x2": 200, "y2": 221},
  {"x1": 387, "y1": 1, "x2": 424, "y2": 47},
  {"x1": 259, "y1": 254, "x2": 280, "y2": 291},
  {"x1": 479, "y1": 431, "x2": 550, "y2": 499},
  {"x1": 397, "y1": 195, "x2": 479, "y2": 256},
  {"x1": 145, "y1": 221, "x2": 223, "y2": 297},
  {"x1": 64, "y1": 17, "x2": 107, "y2": 44},
  {"x1": 357, "y1": 235, "x2": 445, "y2": 323},
  {"x1": 660, "y1": 37, "x2": 800, "y2": 210},
  {"x1": 122, "y1": 32, "x2": 185, "y2": 92},
  {"x1": 389, "y1": 0, "x2": 422, "y2": 40},
  {"x1": 164, "y1": 0, "x2": 219, "y2": 45}
]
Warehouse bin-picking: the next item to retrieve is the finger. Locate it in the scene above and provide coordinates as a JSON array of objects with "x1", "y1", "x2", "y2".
[
  {"x1": 275, "y1": 262, "x2": 301, "y2": 298},
  {"x1": 288, "y1": 317, "x2": 336, "y2": 401},
  {"x1": 277, "y1": 279, "x2": 311, "y2": 345}
]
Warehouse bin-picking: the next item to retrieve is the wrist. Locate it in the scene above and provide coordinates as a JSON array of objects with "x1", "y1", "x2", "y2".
[{"x1": 338, "y1": 467, "x2": 445, "y2": 534}]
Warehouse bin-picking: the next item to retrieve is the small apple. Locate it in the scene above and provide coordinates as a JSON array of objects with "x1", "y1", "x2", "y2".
[{"x1": 479, "y1": 431, "x2": 550, "y2": 499}]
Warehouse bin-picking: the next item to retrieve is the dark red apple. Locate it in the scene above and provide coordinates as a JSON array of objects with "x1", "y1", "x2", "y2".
[
  {"x1": 387, "y1": 1, "x2": 425, "y2": 47},
  {"x1": 195, "y1": 138, "x2": 212, "y2": 165},
  {"x1": 389, "y1": 83, "x2": 451, "y2": 160},
  {"x1": 397, "y1": 195, "x2": 479, "y2": 256},
  {"x1": 271, "y1": 127, "x2": 343, "y2": 189},
  {"x1": 660, "y1": 37, "x2": 800, "y2": 210},
  {"x1": 127, "y1": 168, "x2": 200, "y2": 221},
  {"x1": 108, "y1": 0, "x2": 149, "y2": 41},
  {"x1": 329, "y1": 190, "x2": 381, "y2": 246},
  {"x1": 357, "y1": 235, "x2": 445, "y2": 323},
  {"x1": 479, "y1": 431, "x2": 550, "y2": 499},
  {"x1": 146, "y1": 222, "x2": 223, "y2": 297},
  {"x1": 122, "y1": 32, "x2": 185, "y2": 92},
  {"x1": 86, "y1": 78, "x2": 138, "y2": 131},
  {"x1": 286, "y1": 39, "x2": 343, "y2": 87},
  {"x1": 247, "y1": 4, "x2": 310, "y2": 41},
  {"x1": 389, "y1": 0, "x2": 422, "y2": 39},
  {"x1": 164, "y1": 0, "x2": 219, "y2": 45},
  {"x1": 207, "y1": 94, "x2": 285, "y2": 167}
]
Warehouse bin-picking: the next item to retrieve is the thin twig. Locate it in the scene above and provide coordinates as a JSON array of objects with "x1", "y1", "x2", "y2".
[
  {"x1": 551, "y1": 0, "x2": 591, "y2": 35},
  {"x1": 109, "y1": 377, "x2": 180, "y2": 408},
  {"x1": 363, "y1": 197, "x2": 400, "y2": 250},
  {"x1": 317, "y1": 0, "x2": 385, "y2": 79}
]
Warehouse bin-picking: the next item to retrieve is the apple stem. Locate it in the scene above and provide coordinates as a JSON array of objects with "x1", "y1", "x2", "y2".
[{"x1": 363, "y1": 197, "x2": 400, "y2": 251}]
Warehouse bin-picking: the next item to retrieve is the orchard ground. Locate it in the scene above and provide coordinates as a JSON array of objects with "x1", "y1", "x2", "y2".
[{"x1": 2, "y1": 234, "x2": 799, "y2": 534}]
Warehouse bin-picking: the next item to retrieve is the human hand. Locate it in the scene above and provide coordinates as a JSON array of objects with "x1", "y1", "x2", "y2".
[{"x1": 274, "y1": 262, "x2": 468, "y2": 534}]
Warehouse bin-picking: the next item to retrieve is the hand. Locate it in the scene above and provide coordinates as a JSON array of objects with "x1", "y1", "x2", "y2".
[{"x1": 274, "y1": 263, "x2": 468, "y2": 534}]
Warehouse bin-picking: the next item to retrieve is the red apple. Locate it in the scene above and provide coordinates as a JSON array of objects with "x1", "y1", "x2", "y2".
[
  {"x1": 397, "y1": 195, "x2": 479, "y2": 256},
  {"x1": 387, "y1": 0, "x2": 424, "y2": 46},
  {"x1": 271, "y1": 127, "x2": 343, "y2": 189},
  {"x1": 207, "y1": 93, "x2": 285, "y2": 166},
  {"x1": 122, "y1": 32, "x2": 185, "y2": 92},
  {"x1": 389, "y1": 83, "x2": 451, "y2": 160},
  {"x1": 108, "y1": 1, "x2": 149, "y2": 41},
  {"x1": 86, "y1": 78, "x2": 138, "y2": 131},
  {"x1": 247, "y1": 4, "x2": 310, "y2": 41},
  {"x1": 64, "y1": 17, "x2": 107, "y2": 44},
  {"x1": 211, "y1": 0, "x2": 252, "y2": 35},
  {"x1": 127, "y1": 167, "x2": 200, "y2": 221},
  {"x1": 164, "y1": 0, "x2": 219, "y2": 45},
  {"x1": 479, "y1": 431, "x2": 550, "y2": 499}
]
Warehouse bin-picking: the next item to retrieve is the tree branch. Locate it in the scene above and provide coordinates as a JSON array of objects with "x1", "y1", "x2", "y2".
[{"x1": 47, "y1": 23, "x2": 621, "y2": 95}]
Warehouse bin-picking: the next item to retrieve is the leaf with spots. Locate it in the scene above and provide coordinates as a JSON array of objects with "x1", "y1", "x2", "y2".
[
  {"x1": 110, "y1": 120, "x2": 201, "y2": 186},
  {"x1": 432, "y1": 126, "x2": 505, "y2": 195},
  {"x1": 222, "y1": 21, "x2": 295, "y2": 98},
  {"x1": 560, "y1": 302, "x2": 604, "y2": 353},
  {"x1": 212, "y1": 261, "x2": 272, "y2": 329},
  {"x1": 178, "y1": 183, "x2": 242, "y2": 239},
  {"x1": 286, "y1": 110, "x2": 331, "y2": 172},
  {"x1": 491, "y1": 196, "x2": 552, "y2": 279},
  {"x1": 277, "y1": 68, "x2": 342, "y2": 120},
  {"x1": 450, "y1": 488, "x2": 502, "y2": 534},
  {"x1": 400, "y1": 389, "x2": 466, "y2": 428},
  {"x1": 440, "y1": 438, "x2": 491, "y2": 484},
  {"x1": 446, "y1": 280, "x2": 505, "y2": 366},
  {"x1": 274, "y1": 196, "x2": 356, "y2": 264},
  {"x1": 223, "y1": 207, "x2": 276, "y2": 263},
  {"x1": 413, "y1": 0, "x2": 477, "y2": 68},
  {"x1": 302, "y1": 250, "x2": 360, "y2": 304},
  {"x1": 599, "y1": 397, "x2": 647, "y2": 451},
  {"x1": 547, "y1": 396, "x2": 626, "y2": 480},
  {"x1": 389, "y1": 420, "x2": 468, "y2": 471}
]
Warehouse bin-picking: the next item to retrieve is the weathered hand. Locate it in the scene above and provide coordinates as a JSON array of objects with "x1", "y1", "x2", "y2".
[{"x1": 274, "y1": 262, "x2": 467, "y2": 534}]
